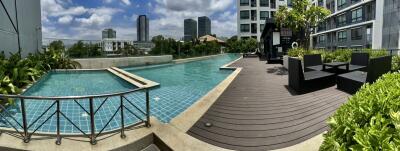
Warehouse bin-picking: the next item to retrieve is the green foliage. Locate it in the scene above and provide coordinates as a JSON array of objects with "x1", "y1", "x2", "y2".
[
  {"x1": 320, "y1": 72, "x2": 400, "y2": 150},
  {"x1": 67, "y1": 41, "x2": 102, "y2": 58},
  {"x1": 150, "y1": 35, "x2": 222, "y2": 59},
  {"x1": 0, "y1": 48, "x2": 80, "y2": 96},
  {"x1": 275, "y1": 0, "x2": 330, "y2": 48},
  {"x1": 393, "y1": 55, "x2": 400, "y2": 71},
  {"x1": 288, "y1": 48, "x2": 388, "y2": 62},
  {"x1": 48, "y1": 40, "x2": 65, "y2": 51},
  {"x1": 226, "y1": 38, "x2": 258, "y2": 53}
]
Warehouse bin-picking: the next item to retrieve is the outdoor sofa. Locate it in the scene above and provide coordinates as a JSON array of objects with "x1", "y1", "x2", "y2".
[
  {"x1": 337, "y1": 56, "x2": 392, "y2": 94},
  {"x1": 338, "y1": 53, "x2": 369, "y2": 72},
  {"x1": 288, "y1": 57, "x2": 336, "y2": 93},
  {"x1": 304, "y1": 54, "x2": 331, "y2": 72}
]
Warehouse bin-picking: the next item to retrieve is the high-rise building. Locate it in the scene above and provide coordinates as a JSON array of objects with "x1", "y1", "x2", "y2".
[
  {"x1": 0, "y1": 0, "x2": 42, "y2": 57},
  {"x1": 311, "y1": 0, "x2": 399, "y2": 51},
  {"x1": 137, "y1": 15, "x2": 149, "y2": 42},
  {"x1": 102, "y1": 29, "x2": 116, "y2": 39},
  {"x1": 198, "y1": 16, "x2": 211, "y2": 37},
  {"x1": 184, "y1": 19, "x2": 198, "y2": 41},
  {"x1": 237, "y1": 0, "x2": 289, "y2": 42}
]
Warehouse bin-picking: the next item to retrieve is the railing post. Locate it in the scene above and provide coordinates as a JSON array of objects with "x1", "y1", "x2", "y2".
[
  {"x1": 120, "y1": 95, "x2": 126, "y2": 138},
  {"x1": 145, "y1": 89, "x2": 151, "y2": 128},
  {"x1": 55, "y1": 100, "x2": 61, "y2": 145},
  {"x1": 89, "y1": 98, "x2": 96, "y2": 145},
  {"x1": 20, "y1": 98, "x2": 29, "y2": 143}
]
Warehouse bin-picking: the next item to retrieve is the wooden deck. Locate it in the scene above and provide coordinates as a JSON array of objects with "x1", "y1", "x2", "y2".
[{"x1": 187, "y1": 58, "x2": 350, "y2": 151}]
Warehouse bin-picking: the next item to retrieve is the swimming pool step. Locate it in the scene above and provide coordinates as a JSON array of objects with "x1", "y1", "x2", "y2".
[{"x1": 107, "y1": 67, "x2": 159, "y2": 88}]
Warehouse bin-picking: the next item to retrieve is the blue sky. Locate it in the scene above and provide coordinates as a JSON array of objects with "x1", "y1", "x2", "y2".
[{"x1": 41, "y1": 0, "x2": 237, "y2": 40}]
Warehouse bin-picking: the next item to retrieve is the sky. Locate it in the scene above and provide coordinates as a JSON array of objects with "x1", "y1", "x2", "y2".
[{"x1": 41, "y1": 0, "x2": 237, "y2": 41}]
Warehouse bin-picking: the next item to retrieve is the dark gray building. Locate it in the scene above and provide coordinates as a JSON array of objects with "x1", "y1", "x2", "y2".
[
  {"x1": 137, "y1": 15, "x2": 149, "y2": 42},
  {"x1": 198, "y1": 16, "x2": 211, "y2": 37},
  {"x1": 311, "y1": 0, "x2": 399, "y2": 51},
  {"x1": 184, "y1": 19, "x2": 198, "y2": 42},
  {"x1": 102, "y1": 28, "x2": 116, "y2": 39}
]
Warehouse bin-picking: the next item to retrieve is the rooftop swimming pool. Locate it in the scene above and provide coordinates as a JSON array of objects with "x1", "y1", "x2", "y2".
[{"x1": 0, "y1": 54, "x2": 240, "y2": 134}]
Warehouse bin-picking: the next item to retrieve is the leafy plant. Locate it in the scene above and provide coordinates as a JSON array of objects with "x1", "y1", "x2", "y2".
[
  {"x1": 288, "y1": 49, "x2": 389, "y2": 63},
  {"x1": 392, "y1": 55, "x2": 400, "y2": 71},
  {"x1": 320, "y1": 72, "x2": 400, "y2": 150}
]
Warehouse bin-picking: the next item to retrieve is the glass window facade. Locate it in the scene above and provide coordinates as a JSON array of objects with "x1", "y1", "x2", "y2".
[
  {"x1": 337, "y1": 14, "x2": 346, "y2": 27},
  {"x1": 352, "y1": 8, "x2": 363, "y2": 23},
  {"x1": 260, "y1": 11, "x2": 269, "y2": 20},
  {"x1": 240, "y1": 10, "x2": 250, "y2": 20},
  {"x1": 351, "y1": 28, "x2": 362, "y2": 40},
  {"x1": 338, "y1": 31, "x2": 347, "y2": 42},
  {"x1": 240, "y1": 0, "x2": 249, "y2": 6},
  {"x1": 241, "y1": 24, "x2": 250, "y2": 32},
  {"x1": 260, "y1": 0, "x2": 269, "y2": 7}
]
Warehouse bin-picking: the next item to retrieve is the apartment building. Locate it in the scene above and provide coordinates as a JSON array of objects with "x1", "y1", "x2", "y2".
[
  {"x1": 198, "y1": 16, "x2": 212, "y2": 37},
  {"x1": 237, "y1": 0, "x2": 290, "y2": 42},
  {"x1": 311, "y1": 0, "x2": 399, "y2": 51}
]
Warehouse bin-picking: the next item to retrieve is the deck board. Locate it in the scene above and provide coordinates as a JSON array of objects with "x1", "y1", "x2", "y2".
[{"x1": 187, "y1": 58, "x2": 350, "y2": 150}]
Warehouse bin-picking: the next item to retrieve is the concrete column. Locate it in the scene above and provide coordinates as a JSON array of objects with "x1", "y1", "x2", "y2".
[{"x1": 372, "y1": 0, "x2": 384, "y2": 49}]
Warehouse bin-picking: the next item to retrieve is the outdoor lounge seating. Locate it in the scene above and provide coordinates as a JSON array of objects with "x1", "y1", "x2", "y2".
[
  {"x1": 338, "y1": 53, "x2": 369, "y2": 72},
  {"x1": 289, "y1": 57, "x2": 336, "y2": 93},
  {"x1": 337, "y1": 56, "x2": 392, "y2": 94},
  {"x1": 304, "y1": 54, "x2": 331, "y2": 71}
]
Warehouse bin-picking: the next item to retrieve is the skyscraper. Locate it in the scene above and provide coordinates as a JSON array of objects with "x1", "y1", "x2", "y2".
[
  {"x1": 137, "y1": 15, "x2": 149, "y2": 42},
  {"x1": 184, "y1": 19, "x2": 197, "y2": 42},
  {"x1": 198, "y1": 16, "x2": 211, "y2": 37},
  {"x1": 102, "y1": 28, "x2": 116, "y2": 39}
]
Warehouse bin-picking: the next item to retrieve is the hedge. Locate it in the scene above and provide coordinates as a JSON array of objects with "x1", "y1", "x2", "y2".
[{"x1": 320, "y1": 72, "x2": 400, "y2": 150}]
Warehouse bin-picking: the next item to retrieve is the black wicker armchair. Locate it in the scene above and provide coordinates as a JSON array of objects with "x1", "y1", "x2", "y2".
[
  {"x1": 338, "y1": 53, "x2": 369, "y2": 72},
  {"x1": 304, "y1": 54, "x2": 331, "y2": 71},
  {"x1": 289, "y1": 57, "x2": 336, "y2": 93},
  {"x1": 337, "y1": 56, "x2": 392, "y2": 94}
]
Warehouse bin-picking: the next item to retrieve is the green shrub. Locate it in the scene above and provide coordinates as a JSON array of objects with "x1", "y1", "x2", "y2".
[
  {"x1": 392, "y1": 56, "x2": 400, "y2": 71},
  {"x1": 320, "y1": 72, "x2": 400, "y2": 150},
  {"x1": 288, "y1": 49, "x2": 388, "y2": 63}
]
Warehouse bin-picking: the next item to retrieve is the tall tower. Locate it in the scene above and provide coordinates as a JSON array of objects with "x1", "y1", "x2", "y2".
[
  {"x1": 102, "y1": 28, "x2": 116, "y2": 39},
  {"x1": 198, "y1": 16, "x2": 211, "y2": 37},
  {"x1": 184, "y1": 19, "x2": 198, "y2": 42},
  {"x1": 137, "y1": 15, "x2": 149, "y2": 42}
]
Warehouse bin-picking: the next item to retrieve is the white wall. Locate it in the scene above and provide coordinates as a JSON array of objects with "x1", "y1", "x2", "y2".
[{"x1": 0, "y1": 0, "x2": 42, "y2": 57}]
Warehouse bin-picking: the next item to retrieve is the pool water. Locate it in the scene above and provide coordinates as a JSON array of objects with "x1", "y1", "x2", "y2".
[
  {"x1": 0, "y1": 54, "x2": 240, "y2": 133},
  {"x1": 123, "y1": 54, "x2": 240, "y2": 122},
  {"x1": 24, "y1": 71, "x2": 136, "y2": 96}
]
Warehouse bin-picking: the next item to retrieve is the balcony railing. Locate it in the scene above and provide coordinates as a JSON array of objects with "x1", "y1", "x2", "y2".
[{"x1": 0, "y1": 87, "x2": 152, "y2": 145}]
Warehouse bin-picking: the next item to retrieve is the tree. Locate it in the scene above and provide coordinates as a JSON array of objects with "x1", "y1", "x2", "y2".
[
  {"x1": 275, "y1": 0, "x2": 330, "y2": 49},
  {"x1": 48, "y1": 40, "x2": 65, "y2": 51}
]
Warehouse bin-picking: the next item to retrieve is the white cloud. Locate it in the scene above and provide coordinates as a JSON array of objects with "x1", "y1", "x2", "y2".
[
  {"x1": 58, "y1": 15, "x2": 74, "y2": 24},
  {"x1": 121, "y1": 0, "x2": 131, "y2": 6},
  {"x1": 75, "y1": 7, "x2": 122, "y2": 26}
]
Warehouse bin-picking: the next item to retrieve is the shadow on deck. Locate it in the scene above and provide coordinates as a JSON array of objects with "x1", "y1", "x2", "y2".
[{"x1": 187, "y1": 57, "x2": 350, "y2": 151}]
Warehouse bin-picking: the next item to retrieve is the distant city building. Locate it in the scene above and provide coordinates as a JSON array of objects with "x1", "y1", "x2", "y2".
[
  {"x1": 137, "y1": 15, "x2": 149, "y2": 42},
  {"x1": 311, "y1": 0, "x2": 400, "y2": 51},
  {"x1": 0, "y1": 0, "x2": 42, "y2": 57},
  {"x1": 198, "y1": 16, "x2": 211, "y2": 37},
  {"x1": 237, "y1": 0, "x2": 289, "y2": 42},
  {"x1": 184, "y1": 19, "x2": 198, "y2": 41},
  {"x1": 101, "y1": 39, "x2": 154, "y2": 55},
  {"x1": 102, "y1": 29, "x2": 116, "y2": 39}
]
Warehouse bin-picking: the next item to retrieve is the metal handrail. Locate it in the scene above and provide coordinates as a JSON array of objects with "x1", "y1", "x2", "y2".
[{"x1": 0, "y1": 87, "x2": 152, "y2": 145}]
